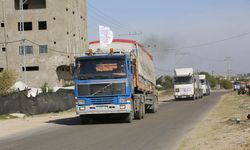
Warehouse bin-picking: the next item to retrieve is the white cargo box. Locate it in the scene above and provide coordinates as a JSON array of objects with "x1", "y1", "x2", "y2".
[
  {"x1": 174, "y1": 68, "x2": 193, "y2": 77},
  {"x1": 199, "y1": 75, "x2": 206, "y2": 80}
]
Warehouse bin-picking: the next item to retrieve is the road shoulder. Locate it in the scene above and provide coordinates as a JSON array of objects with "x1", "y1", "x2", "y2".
[
  {"x1": 178, "y1": 92, "x2": 250, "y2": 150},
  {"x1": 0, "y1": 110, "x2": 76, "y2": 139}
]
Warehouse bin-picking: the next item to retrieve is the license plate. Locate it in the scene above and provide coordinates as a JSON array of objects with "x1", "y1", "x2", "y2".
[
  {"x1": 181, "y1": 96, "x2": 186, "y2": 98},
  {"x1": 96, "y1": 106, "x2": 108, "y2": 110}
]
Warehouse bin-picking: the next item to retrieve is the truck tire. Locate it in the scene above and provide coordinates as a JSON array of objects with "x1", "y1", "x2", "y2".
[
  {"x1": 134, "y1": 102, "x2": 143, "y2": 120},
  {"x1": 192, "y1": 95, "x2": 196, "y2": 100},
  {"x1": 124, "y1": 113, "x2": 133, "y2": 123},
  {"x1": 142, "y1": 101, "x2": 145, "y2": 119},
  {"x1": 151, "y1": 96, "x2": 158, "y2": 113}
]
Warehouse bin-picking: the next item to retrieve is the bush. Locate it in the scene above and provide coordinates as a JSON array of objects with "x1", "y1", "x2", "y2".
[
  {"x1": 220, "y1": 80, "x2": 233, "y2": 89},
  {"x1": 41, "y1": 82, "x2": 53, "y2": 93},
  {"x1": 156, "y1": 75, "x2": 174, "y2": 90},
  {"x1": 0, "y1": 70, "x2": 17, "y2": 96}
]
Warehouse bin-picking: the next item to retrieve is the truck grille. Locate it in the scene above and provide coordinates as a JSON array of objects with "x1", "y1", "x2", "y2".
[
  {"x1": 91, "y1": 97, "x2": 114, "y2": 104},
  {"x1": 78, "y1": 82, "x2": 126, "y2": 97}
]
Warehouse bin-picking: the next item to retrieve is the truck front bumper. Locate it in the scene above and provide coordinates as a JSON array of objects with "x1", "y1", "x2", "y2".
[
  {"x1": 175, "y1": 95, "x2": 193, "y2": 99},
  {"x1": 76, "y1": 104, "x2": 132, "y2": 115}
]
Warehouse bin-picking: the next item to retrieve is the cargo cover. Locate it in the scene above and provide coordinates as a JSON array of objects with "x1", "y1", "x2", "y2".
[{"x1": 89, "y1": 39, "x2": 156, "y2": 87}]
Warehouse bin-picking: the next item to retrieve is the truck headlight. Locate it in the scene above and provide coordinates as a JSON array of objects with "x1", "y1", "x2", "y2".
[
  {"x1": 77, "y1": 100, "x2": 85, "y2": 105},
  {"x1": 119, "y1": 98, "x2": 132, "y2": 103},
  {"x1": 175, "y1": 88, "x2": 180, "y2": 92},
  {"x1": 120, "y1": 105, "x2": 126, "y2": 109},
  {"x1": 79, "y1": 106, "x2": 85, "y2": 111}
]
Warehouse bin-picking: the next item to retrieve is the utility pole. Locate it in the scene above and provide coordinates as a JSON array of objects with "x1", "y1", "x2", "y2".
[
  {"x1": 224, "y1": 57, "x2": 232, "y2": 80},
  {"x1": 2, "y1": 0, "x2": 8, "y2": 69},
  {"x1": 19, "y1": 0, "x2": 28, "y2": 84}
]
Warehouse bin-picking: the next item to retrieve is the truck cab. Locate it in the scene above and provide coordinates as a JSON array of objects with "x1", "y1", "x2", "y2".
[
  {"x1": 74, "y1": 39, "x2": 158, "y2": 123},
  {"x1": 174, "y1": 68, "x2": 202, "y2": 100},
  {"x1": 74, "y1": 54, "x2": 134, "y2": 121},
  {"x1": 199, "y1": 75, "x2": 210, "y2": 96}
]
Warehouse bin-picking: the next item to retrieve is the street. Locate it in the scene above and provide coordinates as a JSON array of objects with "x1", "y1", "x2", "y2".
[{"x1": 0, "y1": 91, "x2": 226, "y2": 150}]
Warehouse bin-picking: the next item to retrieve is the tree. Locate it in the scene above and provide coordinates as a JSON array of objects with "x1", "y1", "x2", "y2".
[
  {"x1": 0, "y1": 70, "x2": 17, "y2": 96},
  {"x1": 199, "y1": 72, "x2": 217, "y2": 88},
  {"x1": 220, "y1": 79, "x2": 233, "y2": 89},
  {"x1": 156, "y1": 75, "x2": 173, "y2": 90}
]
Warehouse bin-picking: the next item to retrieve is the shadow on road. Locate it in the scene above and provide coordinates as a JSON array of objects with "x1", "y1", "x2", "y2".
[
  {"x1": 161, "y1": 99, "x2": 195, "y2": 103},
  {"x1": 47, "y1": 116, "x2": 130, "y2": 126},
  {"x1": 47, "y1": 117, "x2": 81, "y2": 126}
]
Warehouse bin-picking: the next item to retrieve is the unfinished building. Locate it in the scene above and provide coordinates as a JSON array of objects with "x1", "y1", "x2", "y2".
[{"x1": 0, "y1": 0, "x2": 87, "y2": 87}]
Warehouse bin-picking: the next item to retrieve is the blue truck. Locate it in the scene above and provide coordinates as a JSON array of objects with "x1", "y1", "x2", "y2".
[{"x1": 73, "y1": 39, "x2": 158, "y2": 123}]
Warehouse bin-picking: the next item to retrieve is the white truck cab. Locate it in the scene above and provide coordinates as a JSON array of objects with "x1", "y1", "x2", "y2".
[
  {"x1": 174, "y1": 68, "x2": 202, "y2": 100},
  {"x1": 199, "y1": 75, "x2": 210, "y2": 96}
]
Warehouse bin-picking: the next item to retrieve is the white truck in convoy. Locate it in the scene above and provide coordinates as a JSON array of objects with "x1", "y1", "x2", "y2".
[
  {"x1": 174, "y1": 68, "x2": 202, "y2": 100},
  {"x1": 199, "y1": 75, "x2": 211, "y2": 96}
]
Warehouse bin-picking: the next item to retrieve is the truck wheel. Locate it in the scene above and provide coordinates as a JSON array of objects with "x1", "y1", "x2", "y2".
[
  {"x1": 142, "y1": 102, "x2": 145, "y2": 119},
  {"x1": 151, "y1": 96, "x2": 158, "y2": 113},
  {"x1": 124, "y1": 113, "x2": 133, "y2": 123},
  {"x1": 134, "y1": 102, "x2": 143, "y2": 120}
]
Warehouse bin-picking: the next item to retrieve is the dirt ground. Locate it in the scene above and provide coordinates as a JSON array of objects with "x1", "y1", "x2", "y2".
[
  {"x1": 0, "y1": 109, "x2": 76, "y2": 138},
  {"x1": 0, "y1": 91, "x2": 173, "y2": 138},
  {"x1": 178, "y1": 92, "x2": 250, "y2": 150}
]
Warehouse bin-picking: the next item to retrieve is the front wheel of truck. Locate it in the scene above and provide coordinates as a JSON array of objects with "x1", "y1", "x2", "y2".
[{"x1": 124, "y1": 113, "x2": 133, "y2": 123}]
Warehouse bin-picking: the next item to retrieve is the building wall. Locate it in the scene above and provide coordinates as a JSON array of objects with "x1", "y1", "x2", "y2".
[{"x1": 0, "y1": 0, "x2": 87, "y2": 87}]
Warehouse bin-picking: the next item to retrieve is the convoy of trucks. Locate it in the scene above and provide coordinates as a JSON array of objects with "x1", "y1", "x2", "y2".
[
  {"x1": 73, "y1": 39, "x2": 158, "y2": 123},
  {"x1": 73, "y1": 39, "x2": 213, "y2": 123},
  {"x1": 173, "y1": 68, "x2": 203, "y2": 100}
]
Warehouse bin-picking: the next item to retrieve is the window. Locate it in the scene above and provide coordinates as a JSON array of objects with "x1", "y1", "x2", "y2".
[
  {"x1": 39, "y1": 45, "x2": 48, "y2": 54},
  {"x1": 2, "y1": 47, "x2": 6, "y2": 52},
  {"x1": 38, "y1": 21, "x2": 47, "y2": 30},
  {"x1": 22, "y1": 66, "x2": 39, "y2": 72},
  {"x1": 1, "y1": 23, "x2": 4, "y2": 28},
  {"x1": 18, "y1": 22, "x2": 32, "y2": 31},
  {"x1": 0, "y1": 68, "x2": 3, "y2": 72},
  {"x1": 15, "y1": 0, "x2": 46, "y2": 10},
  {"x1": 19, "y1": 46, "x2": 33, "y2": 55}
]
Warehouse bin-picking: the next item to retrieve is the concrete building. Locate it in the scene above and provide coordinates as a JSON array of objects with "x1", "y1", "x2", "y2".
[{"x1": 0, "y1": 0, "x2": 87, "y2": 87}]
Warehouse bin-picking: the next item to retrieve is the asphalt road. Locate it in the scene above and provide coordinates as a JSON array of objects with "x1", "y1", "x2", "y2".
[{"x1": 0, "y1": 91, "x2": 226, "y2": 150}]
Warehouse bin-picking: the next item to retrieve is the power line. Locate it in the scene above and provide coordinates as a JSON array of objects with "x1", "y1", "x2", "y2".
[
  {"x1": 155, "y1": 66, "x2": 173, "y2": 73},
  {"x1": 165, "y1": 31, "x2": 250, "y2": 51},
  {"x1": 87, "y1": 2, "x2": 135, "y2": 32},
  {"x1": 25, "y1": 39, "x2": 82, "y2": 55},
  {"x1": 87, "y1": 13, "x2": 129, "y2": 33},
  {"x1": 87, "y1": 1, "x2": 141, "y2": 36},
  {"x1": 0, "y1": 40, "x2": 22, "y2": 45}
]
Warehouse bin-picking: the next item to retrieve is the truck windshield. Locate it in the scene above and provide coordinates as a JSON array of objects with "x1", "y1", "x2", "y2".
[
  {"x1": 75, "y1": 58, "x2": 126, "y2": 80},
  {"x1": 174, "y1": 76, "x2": 192, "y2": 85}
]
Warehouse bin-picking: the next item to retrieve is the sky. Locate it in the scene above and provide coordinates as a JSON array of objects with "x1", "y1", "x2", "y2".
[{"x1": 87, "y1": 0, "x2": 250, "y2": 76}]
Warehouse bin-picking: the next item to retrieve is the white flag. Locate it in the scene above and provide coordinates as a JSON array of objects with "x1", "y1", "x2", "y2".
[{"x1": 99, "y1": 25, "x2": 113, "y2": 48}]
